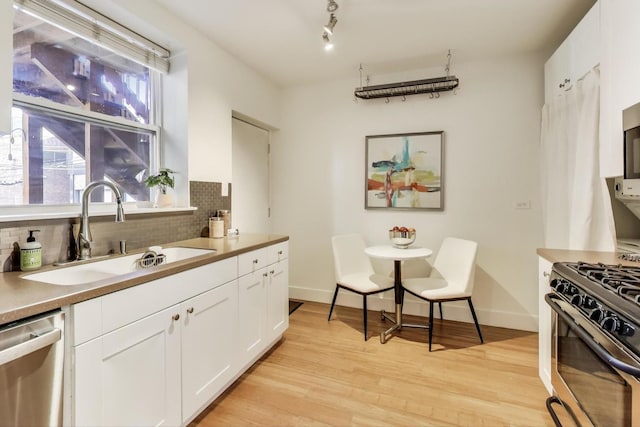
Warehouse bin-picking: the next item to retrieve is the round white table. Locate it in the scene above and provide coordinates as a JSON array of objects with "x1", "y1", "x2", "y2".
[{"x1": 364, "y1": 245, "x2": 432, "y2": 343}]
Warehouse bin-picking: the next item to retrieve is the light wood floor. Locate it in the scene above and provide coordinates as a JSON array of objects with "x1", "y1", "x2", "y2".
[{"x1": 190, "y1": 301, "x2": 553, "y2": 426}]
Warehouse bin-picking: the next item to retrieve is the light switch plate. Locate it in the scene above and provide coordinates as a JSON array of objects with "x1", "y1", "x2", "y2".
[{"x1": 514, "y1": 200, "x2": 531, "y2": 209}]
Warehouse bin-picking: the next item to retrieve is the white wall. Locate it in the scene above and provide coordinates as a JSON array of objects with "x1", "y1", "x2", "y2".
[{"x1": 271, "y1": 53, "x2": 546, "y2": 331}]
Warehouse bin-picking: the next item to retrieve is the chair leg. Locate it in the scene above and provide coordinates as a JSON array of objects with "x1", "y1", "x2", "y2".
[
  {"x1": 328, "y1": 285, "x2": 339, "y2": 321},
  {"x1": 363, "y1": 295, "x2": 368, "y2": 341},
  {"x1": 428, "y1": 301, "x2": 434, "y2": 352},
  {"x1": 468, "y1": 299, "x2": 484, "y2": 344},
  {"x1": 438, "y1": 302, "x2": 443, "y2": 320}
]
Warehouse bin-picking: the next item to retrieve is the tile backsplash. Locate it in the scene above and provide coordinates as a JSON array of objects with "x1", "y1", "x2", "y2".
[{"x1": 0, "y1": 181, "x2": 231, "y2": 272}]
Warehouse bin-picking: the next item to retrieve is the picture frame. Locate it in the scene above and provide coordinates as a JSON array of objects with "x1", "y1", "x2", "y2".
[{"x1": 365, "y1": 131, "x2": 444, "y2": 210}]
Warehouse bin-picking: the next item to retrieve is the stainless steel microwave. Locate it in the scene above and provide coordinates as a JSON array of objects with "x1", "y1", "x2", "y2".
[{"x1": 621, "y1": 102, "x2": 640, "y2": 196}]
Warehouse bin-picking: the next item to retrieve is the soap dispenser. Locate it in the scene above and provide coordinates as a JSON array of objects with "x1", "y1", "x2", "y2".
[{"x1": 20, "y1": 229, "x2": 42, "y2": 271}]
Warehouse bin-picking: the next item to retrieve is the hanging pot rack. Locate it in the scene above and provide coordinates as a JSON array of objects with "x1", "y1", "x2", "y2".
[{"x1": 354, "y1": 50, "x2": 459, "y2": 101}]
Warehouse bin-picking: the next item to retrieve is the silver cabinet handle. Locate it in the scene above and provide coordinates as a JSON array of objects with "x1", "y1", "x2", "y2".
[
  {"x1": 253, "y1": 259, "x2": 258, "y2": 264},
  {"x1": 263, "y1": 273, "x2": 268, "y2": 278},
  {"x1": 543, "y1": 271, "x2": 550, "y2": 277},
  {"x1": 172, "y1": 314, "x2": 180, "y2": 321},
  {"x1": 186, "y1": 307, "x2": 194, "y2": 314},
  {"x1": 278, "y1": 250, "x2": 283, "y2": 255},
  {"x1": 270, "y1": 270, "x2": 275, "y2": 274},
  {"x1": 0, "y1": 328, "x2": 61, "y2": 366}
]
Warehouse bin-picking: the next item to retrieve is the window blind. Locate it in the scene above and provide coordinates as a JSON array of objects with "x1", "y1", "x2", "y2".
[{"x1": 14, "y1": 0, "x2": 170, "y2": 73}]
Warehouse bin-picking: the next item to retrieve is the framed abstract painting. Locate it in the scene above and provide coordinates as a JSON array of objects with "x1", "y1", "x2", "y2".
[{"x1": 365, "y1": 131, "x2": 444, "y2": 210}]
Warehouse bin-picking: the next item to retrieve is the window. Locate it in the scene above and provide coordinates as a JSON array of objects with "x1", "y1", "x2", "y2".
[{"x1": 6, "y1": 0, "x2": 169, "y2": 206}]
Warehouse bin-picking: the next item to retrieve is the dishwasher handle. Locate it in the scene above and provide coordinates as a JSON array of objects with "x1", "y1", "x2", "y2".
[{"x1": 0, "y1": 328, "x2": 62, "y2": 366}]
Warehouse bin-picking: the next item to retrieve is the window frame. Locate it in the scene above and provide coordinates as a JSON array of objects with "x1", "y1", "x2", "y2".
[{"x1": 5, "y1": 0, "x2": 169, "y2": 213}]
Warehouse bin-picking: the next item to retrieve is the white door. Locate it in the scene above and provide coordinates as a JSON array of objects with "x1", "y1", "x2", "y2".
[{"x1": 232, "y1": 117, "x2": 270, "y2": 234}]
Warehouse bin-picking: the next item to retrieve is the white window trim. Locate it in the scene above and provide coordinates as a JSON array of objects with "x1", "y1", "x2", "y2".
[
  {"x1": 10, "y1": 0, "x2": 172, "y2": 215},
  {"x1": 14, "y1": 93, "x2": 160, "y2": 133}
]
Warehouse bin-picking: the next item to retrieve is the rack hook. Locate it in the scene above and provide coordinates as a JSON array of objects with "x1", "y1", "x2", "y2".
[
  {"x1": 385, "y1": 97, "x2": 390, "y2": 104},
  {"x1": 401, "y1": 95, "x2": 406, "y2": 102},
  {"x1": 435, "y1": 92, "x2": 440, "y2": 99},
  {"x1": 429, "y1": 93, "x2": 434, "y2": 99}
]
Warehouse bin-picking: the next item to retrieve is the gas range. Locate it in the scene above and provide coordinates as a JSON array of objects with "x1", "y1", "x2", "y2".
[
  {"x1": 546, "y1": 261, "x2": 640, "y2": 426},
  {"x1": 551, "y1": 262, "x2": 640, "y2": 360}
]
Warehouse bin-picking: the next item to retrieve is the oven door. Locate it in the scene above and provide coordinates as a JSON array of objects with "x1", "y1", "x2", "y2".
[{"x1": 545, "y1": 293, "x2": 640, "y2": 427}]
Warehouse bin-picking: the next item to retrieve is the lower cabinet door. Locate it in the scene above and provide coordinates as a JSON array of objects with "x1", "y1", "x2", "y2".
[
  {"x1": 267, "y1": 259, "x2": 289, "y2": 341},
  {"x1": 238, "y1": 269, "x2": 267, "y2": 367},
  {"x1": 181, "y1": 280, "x2": 238, "y2": 422},
  {"x1": 73, "y1": 306, "x2": 182, "y2": 427}
]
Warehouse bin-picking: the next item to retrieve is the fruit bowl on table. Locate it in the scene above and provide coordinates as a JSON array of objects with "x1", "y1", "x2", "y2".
[{"x1": 389, "y1": 229, "x2": 416, "y2": 248}]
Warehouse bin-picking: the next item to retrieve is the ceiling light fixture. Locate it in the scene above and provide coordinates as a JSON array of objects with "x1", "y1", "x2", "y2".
[
  {"x1": 321, "y1": 0, "x2": 338, "y2": 50},
  {"x1": 322, "y1": 32, "x2": 334, "y2": 51},
  {"x1": 323, "y1": 13, "x2": 337, "y2": 35}
]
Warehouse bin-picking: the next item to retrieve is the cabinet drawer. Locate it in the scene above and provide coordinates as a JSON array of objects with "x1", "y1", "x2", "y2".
[
  {"x1": 238, "y1": 248, "x2": 268, "y2": 276},
  {"x1": 267, "y1": 242, "x2": 288, "y2": 264}
]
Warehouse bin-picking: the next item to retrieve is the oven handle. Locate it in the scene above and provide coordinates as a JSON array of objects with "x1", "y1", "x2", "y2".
[{"x1": 545, "y1": 293, "x2": 640, "y2": 377}]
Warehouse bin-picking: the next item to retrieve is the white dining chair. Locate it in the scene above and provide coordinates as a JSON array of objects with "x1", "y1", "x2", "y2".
[
  {"x1": 401, "y1": 237, "x2": 483, "y2": 351},
  {"x1": 329, "y1": 234, "x2": 394, "y2": 340}
]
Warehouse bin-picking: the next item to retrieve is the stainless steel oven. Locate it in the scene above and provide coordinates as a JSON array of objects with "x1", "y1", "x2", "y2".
[{"x1": 545, "y1": 262, "x2": 640, "y2": 427}]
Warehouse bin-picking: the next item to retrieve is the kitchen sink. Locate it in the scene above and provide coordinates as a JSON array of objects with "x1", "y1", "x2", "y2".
[{"x1": 22, "y1": 247, "x2": 216, "y2": 286}]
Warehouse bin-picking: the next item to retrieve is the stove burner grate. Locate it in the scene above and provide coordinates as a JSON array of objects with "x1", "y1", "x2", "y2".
[{"x1": 564, "y1": 261, "x2": 640, "y2": 306}]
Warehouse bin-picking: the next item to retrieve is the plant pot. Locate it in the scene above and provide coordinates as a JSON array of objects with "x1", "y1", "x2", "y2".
[{"x1": 155, "y1": 192, "x2": 174, "y2": 208}]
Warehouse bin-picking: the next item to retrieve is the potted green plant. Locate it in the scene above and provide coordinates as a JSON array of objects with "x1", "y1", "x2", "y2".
[{"x1": 144, "y1": 168, "x2": 176, "y2": 207}]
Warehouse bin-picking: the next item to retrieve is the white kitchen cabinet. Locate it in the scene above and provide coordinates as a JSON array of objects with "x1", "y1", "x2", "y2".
[
  {"x1": 73, "y1": 305, "x2": 182, "y2": 427},
  {"x1": 544, "y1": 2, "x2": 600, "y2": 102},
  {"x1": 600, "y1": 0, "x2": 640, "y2": 177},
  {"x1": 538, "y1": 256, "x2": 553, "y2": 395},
  {"x1": 238, "y1": 243, "x2": 289, "y2": 367},
  {"x1": 267, "y1": 258, "x2": 289, "y2": 341},
  {"x1": 238, "y1": 268, "x2": 268, "y2": 366},
  {"x1": 68, "y1": 240, "x2": 289, "y2": 426},
  {"x1": 181, "y1": 280, "x2": 238, "y2": 423}
]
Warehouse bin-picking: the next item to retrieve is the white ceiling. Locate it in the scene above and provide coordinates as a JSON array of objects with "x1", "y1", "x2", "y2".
[{"x1": 153, "y1": 0, "x2": 596, "y2": 88}]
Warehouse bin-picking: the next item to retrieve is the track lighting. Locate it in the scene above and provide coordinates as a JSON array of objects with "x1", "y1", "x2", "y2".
[
  {"x1": 322, "y1": 32, "x2": 334, "y2": 51},
  {"x1": 321, "y1": 0, "x2": 338, "y2": 49},
  {"x1": 323, "y1": 13, "x2": 337, "y2": 35}
]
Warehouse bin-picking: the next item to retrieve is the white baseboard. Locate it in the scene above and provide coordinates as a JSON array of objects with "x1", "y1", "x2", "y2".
[{"x1": 289, "y1": 285, "x2": 538, "y2": 332}]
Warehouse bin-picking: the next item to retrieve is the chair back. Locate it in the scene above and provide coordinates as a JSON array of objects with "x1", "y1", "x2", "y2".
[
  {"x1": 331, "y1": 234, "x2": 374, "y2": 282},
  {"x1": 431, "y1": 237, "x2": 478, "y2": 296}
]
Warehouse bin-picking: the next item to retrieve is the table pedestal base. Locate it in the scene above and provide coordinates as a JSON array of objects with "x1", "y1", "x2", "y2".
[{"x1": 380, "y1": 304, "x2": 429, "y2": 343}]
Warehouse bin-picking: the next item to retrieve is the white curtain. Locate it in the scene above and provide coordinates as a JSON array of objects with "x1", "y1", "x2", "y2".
[{"x1": 540, "y1": 67, "x2": 617, "y2": 251}]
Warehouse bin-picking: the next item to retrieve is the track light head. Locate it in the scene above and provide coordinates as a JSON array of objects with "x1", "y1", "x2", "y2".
[
  {"x1": 323, "y1": 14, "x2": 337, "y2": 35},
  {"x1": 327, "y1": 0, "x2": 338, "y2": 13},
  {"x1": 322, "y1": 32, "x2": 334, "y2": 51}
]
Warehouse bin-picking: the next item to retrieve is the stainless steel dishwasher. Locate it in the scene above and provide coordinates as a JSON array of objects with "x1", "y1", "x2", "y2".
[{"x1": 0, "y1": 310, "x2": 64, "y2": 427}]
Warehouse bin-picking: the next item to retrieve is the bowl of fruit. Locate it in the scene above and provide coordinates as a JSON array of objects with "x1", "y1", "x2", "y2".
[{"x1": 389, "y1": 226, "x2": 416, "y2": 248}]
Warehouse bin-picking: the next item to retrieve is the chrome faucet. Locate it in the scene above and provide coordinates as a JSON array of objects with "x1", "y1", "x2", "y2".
[{"x1": 78, "y1": 180, "x2": 125, "y2": 260}]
